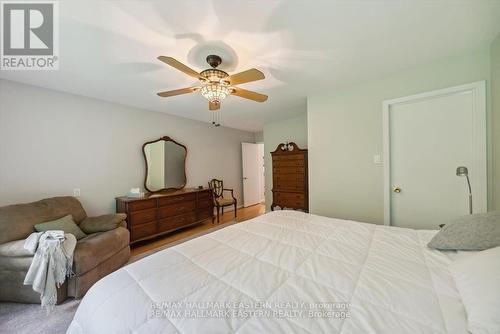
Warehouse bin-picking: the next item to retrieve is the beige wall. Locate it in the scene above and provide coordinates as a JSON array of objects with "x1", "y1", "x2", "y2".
[
  {"x1": 308, "y1": 48, "x2": 492, "y2": 224},
  {"x1": 0, "y1": 80, "x2": 254, "y2": 215},
  {"x1": 254, "y1": 131, "x2": 264, "y2": 143},
  {"x1": 492, "y1": 34, "x2": 500, "y2": 210},
  {"x1": 263, "y1": 114, "x2": 308, "y2": 211}
]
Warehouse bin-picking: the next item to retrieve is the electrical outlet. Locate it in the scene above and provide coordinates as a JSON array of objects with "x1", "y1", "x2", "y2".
[{"x1": 73, "y1": 188, "x2": 81, "y2": 197}]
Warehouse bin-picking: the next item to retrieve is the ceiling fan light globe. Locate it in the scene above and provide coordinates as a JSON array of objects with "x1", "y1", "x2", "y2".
[
  {"x1": 200, "y1": 83, "x2": 230, "y2": 103},
  {"x1": 200, "y1": 69, "x2": 229, "y2": 83}
]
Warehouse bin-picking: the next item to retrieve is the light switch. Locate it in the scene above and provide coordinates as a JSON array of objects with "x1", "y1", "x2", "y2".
[{"x1": 373, "y1": 155, "x2": 381, "y2": 164}]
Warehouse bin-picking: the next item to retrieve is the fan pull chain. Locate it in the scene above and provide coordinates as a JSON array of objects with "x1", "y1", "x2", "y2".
[{"x1": 210, "y1": 109, "x2": 221, "y2": 127}]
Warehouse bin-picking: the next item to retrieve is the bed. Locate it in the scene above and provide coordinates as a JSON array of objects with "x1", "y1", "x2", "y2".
[{"x1": 67, "y1": 210, "x2": 470, "y2": 334}]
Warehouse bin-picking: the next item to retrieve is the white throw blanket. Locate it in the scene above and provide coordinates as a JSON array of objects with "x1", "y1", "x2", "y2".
[{"x1": 23, "y1": 231, "x2": 77, "y2": 312}]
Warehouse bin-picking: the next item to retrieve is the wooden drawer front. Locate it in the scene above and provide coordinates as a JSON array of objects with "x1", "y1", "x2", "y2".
[
  {"x1": 274, "y1": 183, "x2": 304, "y2": 192},
  {"x1": 158, "y1": 193, "x2": 196, "y2": 206},
  {"x1": 273, "y1": 166, "x2": 305, "y2": 174},
  {"x1": 158, "y1": 201, "x2": 196, "y2": 218},
  {"x1": 158, "y1": 212, "x2": 197, "y2": 233},
  {"x1": 273, "y1": 154, "x2": 304, "y2": 161},
  {"x1": 273, "y1": 192, "x2": 304, "y2": 202},
  {"x1": 198, "y1": 191, "x2": 212, "y2": 199},
  {"x1": 274, "y1": 174, "x2": 305, "y2": 183},
  {"x1": 273, "y1": 192, "x2": 305, "y2": 208},
  {"x1": 198, "y1": 207, "x2": 213, "y2": 221},
  {"x1": 273, "y1": 160, "x2": 305, "y2": 167},
  {"x1": 276, "y1": 197, "x2": 305, "y2": 208},
  {"x1": 128, "y1": 199, "x2": 156, "y2": 211},
  {"x1": 131, "y1": 221, "x2": 157, "y2": 241},
  {"x1": 198, "y1": 198, "x2": 213, "y2": 209},
  {"x1": 129, "y1": 208, "x2": 157, "y2": 226}
]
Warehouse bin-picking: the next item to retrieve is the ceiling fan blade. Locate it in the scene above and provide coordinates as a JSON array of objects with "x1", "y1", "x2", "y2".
[
  {"x1": 231, "y1": 87, "x2": 268, "y2": 102},
  {"x1": 209, "y1": 101, "x2": 220, "y2": 110},
  {"x1": 223, "y1": 68, "x2": 265, "y2": 85},
  {"x1": 157, "y1": 56, "x2": 203, "y2": 80},
  {"x1": 157, "y1": 87, "x2": 198, "y2": 97}
]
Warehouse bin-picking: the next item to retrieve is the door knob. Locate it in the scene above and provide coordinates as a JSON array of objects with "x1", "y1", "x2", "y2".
[
  {"x1": 243, "y1": 177, "x2": 248, "y2": 180},
  {"x1": 393, "y1": 186, "x2": 401, "y2": 193}
]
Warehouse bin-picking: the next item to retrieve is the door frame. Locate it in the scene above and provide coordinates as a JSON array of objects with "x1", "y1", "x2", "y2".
[{"x1": 382, "y1": 81, "x2": 486, "y2": 226}]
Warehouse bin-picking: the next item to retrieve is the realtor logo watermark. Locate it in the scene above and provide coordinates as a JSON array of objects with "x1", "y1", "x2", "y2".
[{"x1": 1, "y1": 1, "x2": 59, "y2": 70}]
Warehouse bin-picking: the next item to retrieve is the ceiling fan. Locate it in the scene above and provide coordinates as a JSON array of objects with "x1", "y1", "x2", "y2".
[{"x1": 156, "y1": 55, "x2": 268, "y2": 126}]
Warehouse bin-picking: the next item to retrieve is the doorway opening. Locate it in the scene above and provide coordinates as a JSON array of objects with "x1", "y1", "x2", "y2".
[{"x1": 242, "y1": 142, "x2": 265, "y2": 207}]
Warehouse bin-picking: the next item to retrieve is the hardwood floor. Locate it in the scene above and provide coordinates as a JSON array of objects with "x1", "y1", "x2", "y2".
[{"x1": 131, "y1": 203, "x2": 266, "y2": 256}]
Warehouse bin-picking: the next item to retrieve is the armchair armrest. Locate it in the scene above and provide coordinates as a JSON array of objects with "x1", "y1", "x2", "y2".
[
  {"x1": 222, "y1": 188, "x2": 236, "y2": 200},
  {"x1": 79, "y1": 213, "x2": 127, "y2": 234}
]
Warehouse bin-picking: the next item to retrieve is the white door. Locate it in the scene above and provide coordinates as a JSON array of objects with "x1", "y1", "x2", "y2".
[
  {"x1": 242, "y1": 143, "x2": 262, "y2": 207},
  {"x1": 383, "y1": 82, "x2": 486, "y2": 229}
]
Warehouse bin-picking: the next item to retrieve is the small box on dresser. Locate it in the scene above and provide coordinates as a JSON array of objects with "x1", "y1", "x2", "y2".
[{"x1": 116, "y1": 188, "x2": 214, "y2": 244}]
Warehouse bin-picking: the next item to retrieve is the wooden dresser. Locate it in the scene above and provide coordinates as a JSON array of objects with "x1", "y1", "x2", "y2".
[
  {"x1": 116, "y1": 188, "x2": 214, "y2": 244},
  {"x1": 271, "y1": 142, "x2": 308, "y2": 212}
]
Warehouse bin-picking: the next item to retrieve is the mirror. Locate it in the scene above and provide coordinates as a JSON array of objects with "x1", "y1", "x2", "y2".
[{"x1": 143, "y1": 136, "x2": 187, "y2": 192}]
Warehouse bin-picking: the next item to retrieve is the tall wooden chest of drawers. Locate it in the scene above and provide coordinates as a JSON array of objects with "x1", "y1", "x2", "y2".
[
  {"x1": 271, "y1": 142, "x2": 308, "y2": 212},
  {"x1": 116, "y1": 188, "x2": 214, "y2": 244}
]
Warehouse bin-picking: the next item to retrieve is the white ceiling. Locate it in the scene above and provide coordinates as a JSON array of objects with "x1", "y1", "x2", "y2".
[{"x1": 2, "y1": 0, "x2": 500, "y2": 132}]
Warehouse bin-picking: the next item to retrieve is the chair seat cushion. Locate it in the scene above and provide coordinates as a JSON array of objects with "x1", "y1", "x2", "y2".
[
  {"x1": 0, "y1": 255, "x2": 33, "y2": 271},
  {"x1": 72, "y1": 227, "x2": 129, "y2": 275},
  {"x1": 215, "y1": 197, "x2": 235, "y2": 206},
  {"x1": 0, "y1": 239, "x2": 34, "y2": 271},
  {"x1": 0, "y1": 239, "x2": 33, "y2": 257}
]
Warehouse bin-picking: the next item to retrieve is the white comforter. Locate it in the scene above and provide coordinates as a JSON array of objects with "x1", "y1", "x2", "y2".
[{"x1": 67, "y1": 211, "x2": 468, "y2": 334}]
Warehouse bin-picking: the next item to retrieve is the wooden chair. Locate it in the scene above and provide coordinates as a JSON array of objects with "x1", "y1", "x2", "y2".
[{"x1": 208, "y1": 179, "x2": 237, "y2": 223}]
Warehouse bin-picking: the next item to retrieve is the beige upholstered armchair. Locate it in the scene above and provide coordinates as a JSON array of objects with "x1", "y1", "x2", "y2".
[
  {"x1": 208, "y1": 179, "x2": 237, "y2": 223},
  {"x1": 0, "y1": 196, "x2": 130, "y2": 303}
]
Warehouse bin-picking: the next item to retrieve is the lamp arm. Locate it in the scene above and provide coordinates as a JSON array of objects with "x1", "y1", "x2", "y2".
[
  {"x1": 466, "y1": 175, "x2": 473, "y2": 214},
  {"x1": 465, "y1": 175, "x2": 472, "y2": 195}
]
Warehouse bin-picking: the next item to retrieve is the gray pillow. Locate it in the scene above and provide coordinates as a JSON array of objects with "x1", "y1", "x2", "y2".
[
  {"x1": 428, "y1": 211, "x2": 500, "y2": 251},
  {"x1": 34, "y1": 214, "x2": 87, "y2": 240}
]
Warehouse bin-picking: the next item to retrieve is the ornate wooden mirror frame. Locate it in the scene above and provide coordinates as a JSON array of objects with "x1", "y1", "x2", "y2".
[{"x1": 142, "y1": 136, "x2": 187, "y2": 193}]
